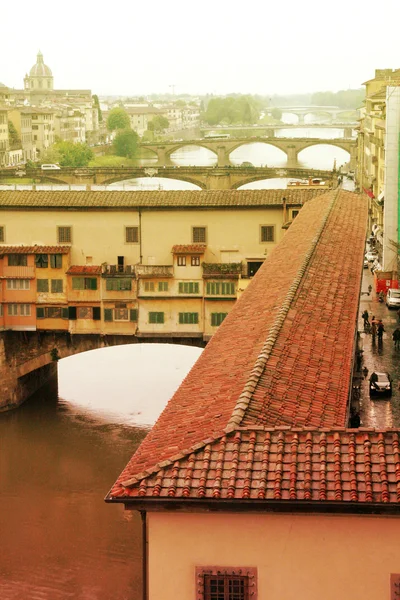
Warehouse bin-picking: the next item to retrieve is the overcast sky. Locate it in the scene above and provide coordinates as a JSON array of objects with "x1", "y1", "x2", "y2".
[{"x1": 2, "y1": 0, "x2": 399, "y2": 97}]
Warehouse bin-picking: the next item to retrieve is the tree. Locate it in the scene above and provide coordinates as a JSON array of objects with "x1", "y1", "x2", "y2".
[
  {"x1": 8, "y1": 121, "x2": 20, "y2": 145},
  {"x1": 149, "y1": 115, "x2": 170, "y2": 133},
  {"x1": 41, "y1": 141, "x2": 94, "y2": 167},
  {"x1": 93, "y1": 94, "x2": 103, "y2": 122},
  {"x1": 270, "y1": 107, "x2": 282, "y2": 121},
  {"x1": 113, "y1": 128, "x2": 139, "y2": 158},
  {"x1": 106, "y1": 107, "x2": 130, "y2": 131}
]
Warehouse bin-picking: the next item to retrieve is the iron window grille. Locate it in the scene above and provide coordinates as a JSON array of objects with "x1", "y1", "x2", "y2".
[
  {"x1": 125, "y1": 226, "x2": 139, "y2": 243},
  {"x1": 57, "y1": 226, "x2": 72, "y2": 244},
  {"x1": 193, "y1": 226, "x2": 207, "y2": 243},
  {"x1": 260, "y1": 225, "x2": 275, "y2": 243},
  {"x1": 196, "y1": 568, "x2": 257, "y2": 600}
]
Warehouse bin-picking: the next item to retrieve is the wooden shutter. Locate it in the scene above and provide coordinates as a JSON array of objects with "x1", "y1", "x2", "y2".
[
  {"x1": 130, "y1": 309, "x2": 137, "y2": 322},
  {"x1": 104, "y1": 308, "x2": 113, "y2": 322}
]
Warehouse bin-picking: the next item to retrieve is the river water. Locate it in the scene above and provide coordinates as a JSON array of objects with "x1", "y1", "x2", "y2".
[{"x1": 0, "y1": 120, "x2": 354, "y2": 599}]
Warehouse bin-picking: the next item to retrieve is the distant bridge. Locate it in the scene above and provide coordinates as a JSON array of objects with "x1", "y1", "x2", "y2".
[
  {"x1": 269, "y1": 106, "x2": 359, "y2": 124},
  {"x1": 0, "y1": 166, "x2": 335, "y2": 191},
  {"x1": 139, "y1": 136, "x2": 357, "y2": 169},
  {"x1": 200, "y1": 124, "x2": 357, "y2": 137}
]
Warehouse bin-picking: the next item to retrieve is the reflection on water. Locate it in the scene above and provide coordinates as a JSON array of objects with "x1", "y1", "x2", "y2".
[{"x1": 0, "y1": 344, "x2": 202, "y2": 599}]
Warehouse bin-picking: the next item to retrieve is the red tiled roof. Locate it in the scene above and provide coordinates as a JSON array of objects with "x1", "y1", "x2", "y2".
[
  {"x1": 109, "y1": 190, "x2": 369, "y2": 503},
  {"x1": 66, "y1": 265, "x2": 102, "y2": 275},
  {"x1": 0, "y1": 245, "x2": 70, "y2": 254},
  {"x1": 111, "y1": 429, "x2": 400, "y2": 505},
  {"x1": 172, "y1": 244, "x2": 206, "y2": 254}
]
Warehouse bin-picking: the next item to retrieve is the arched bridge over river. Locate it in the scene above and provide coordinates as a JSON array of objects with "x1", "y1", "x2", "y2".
[{"x1": 2, "y1": 166, "x2": 335, "y2": 190}]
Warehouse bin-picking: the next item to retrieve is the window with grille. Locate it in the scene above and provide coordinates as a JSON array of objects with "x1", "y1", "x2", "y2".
[
  {"x1": 125, "y1": 226, "x2": 139, "y2": 243},
  {"x1": 106, "y1": 279, "x2": 132, "y2": 291},
  {"x1": 196, "y1": 568, "x2": 257, "y2": 600},
  {"x1": 260, "y1": 225, "x2": 275, "y2": 242},
  {"x1": 50, "y1": 254, "x2": 62, "y2": 268},
  {"x1": 8, "y1": 254, "x2": 27, "y2": 266},
  {"x1": 37, "y1": 279, "x2": 49, "y2": 292},
  {"x1": 144, "y1": 281, "x2": 155, "y2": 292},
  {"x1": 192, "y1": 226, "x2": 206, "y2": 243},
  {"x1": 177, "y1": 256, "x2": 186, "y2": 266},
  {"x1": 57, "y1": 226, "x2": 72, "y2": 243},
  {"x1": 158, "y1": 281, "x2": 168, "y2": 291},
  {"x1": 0, "y1": 226, "x2": 4, "y2": 243},
  {"x1": 211, "y1": 312, "x2": 228, "y2": 326},
  {"x1": 6, "y1": 279, "x2": 30, "y2": 290},
  {"x1": 149, "y1": 311, "x2": 164, "y2": 324},
  {"x1": 206, "y1": 282, "x2": 235, "y2": 295},
  {"x1": 77, "y1": 307, "x2": 93, "y2": 319},
  {"x1": 35, "y1": 254, "x2": 49, "y2": 268},
  {"x1": 191, "y1": 256, "x2": 201, "y2": 266},
  {"x1": 178, "y1": 281, "x2": 199, "y2": 294},
  {"x1": 179, "y1": 312, "x2": 199, "y2": 324},
  {"x1": 51, "y1": 279, "x2": 63, "y2": 293}
]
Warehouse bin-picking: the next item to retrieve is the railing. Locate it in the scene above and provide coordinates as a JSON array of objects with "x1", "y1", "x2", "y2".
[
  {"x1": 136, "y1": 265, "x2": 174, "y2": 278},
  {"x1": 102, "y1": 265, "x2": 135, "y2": 276},
  {"x1": 202, "y1": 262, "x2": 242, "y2": 279}
]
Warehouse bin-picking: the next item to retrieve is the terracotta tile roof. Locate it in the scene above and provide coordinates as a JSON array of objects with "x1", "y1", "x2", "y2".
[
  {"x1": 0, "y1": 245, "x2": 70, "y2": 254},
  {"x1": 110, "y1": 428, "x2": 400, "y2": 505},
  {"x1": 66, "y1": 265, "x2": 102, "y2": 275},
  {"x1": 109, "y1": 190, "x2": 369, "y2": 504},
  {"x1": 0, "y1": 189, "x2": 324, "y2": 209},
  {"x1": 172, "y1": 244, "x2": 206, "y2": 254}
]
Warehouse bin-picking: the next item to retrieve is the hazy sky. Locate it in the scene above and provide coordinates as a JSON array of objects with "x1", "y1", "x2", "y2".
[{"x1": 2, "y1": 0, "x2": 399, "y2": 97}]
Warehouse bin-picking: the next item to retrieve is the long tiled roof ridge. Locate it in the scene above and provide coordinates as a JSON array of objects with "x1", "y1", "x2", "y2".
[
  {"x1": 110, "y1": 428, "x2": 400, "y2": 505},
  {"x1": 225, "y1": 189, "x2": 339, "y2": 432},
  {"x1": 0, "y1": 189, "x2": 326, "y2": 209},
  {"x1": 0, "y1": 245, "x2": 70, "y2": 254}
]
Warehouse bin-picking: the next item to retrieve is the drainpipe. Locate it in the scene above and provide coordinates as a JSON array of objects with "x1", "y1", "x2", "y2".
[
  {"x1": 140, "y1": 511, "x2": 148, "y2": 600},
  {"x1": 139, "y1": 209, "x2": 143, "y2": 264}
]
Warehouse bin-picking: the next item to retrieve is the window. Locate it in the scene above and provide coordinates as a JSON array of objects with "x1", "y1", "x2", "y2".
[
  {"x1": 211, "y1": 312, "x2": 227, "y2": 326},
  {"x1": 77, "y1": 307, "x2": 93, "y2": 319},
  {"x1": 179, "y1": 312, "x2": 199, "y2": 324},
  {"x1": 0, "y1": 226, "x2": 4, "y2": 243},
  {"x1": 6, "y1": 279, "x2": 30, "y2": 290},
  {"x1": 50, "y1": 254, "x2": 62, "y2": 269},
  {"x1": 206, "y1": 282, "x2": 235, "y2": 295},
  {"x1": 72, "y1": 277, "x2": 97, "y2": 290},
  {"x1": 191, "y1": 256, "x2": 201, "y2": 266},
  {"x1": 196, "y1": 567, "x2": 257, "y2": 600},
  {"x1": 158, "y1": 281, "x2": 168, "y2": 291},
  {"x1": 260, "y1": 225, "x2": 275, "y2": 243},
  {"x1": 20, "y1": 304, "x2": 31, "y2": 316},
  {"x1": 125, "y1": 226, "x2": 139, "y2": 243},
  {"x1": 37, "y1": 279, "x2": 49, "y2": 292},
  {"x1": 8, "y1": 304, "x2": 18, "y2": 316},
  {"x1": 37, "y1": 307, "x2": 68, "y2": 319},
  {"x1": 104, "y1": 308, "x2": 113, "y2": 322},
  {"x1": 144, "y1": 281, "x2": 155, "y2": 292},
  {"x1": 149, "y1": 311, "x2": 164, "y2": 324},
  {"x1": 115, "y1": 307, "x2": 129, "y2": 321},
  {"x1": 292, "y1": 210, "x2": 299, "y2": 219},
  {"x1": 179, "y1": 281, "x2": 199, "y2": 294},
  {"x1": 57, "y1": 226, "x2": 72, "y2": 243},
  {"x1": 35, "y1": 254, "x2": 48, "y2": 268},
  {"x1": 8, "y1": 254, "x2": 27, "y2": 266},
  {"x1": 177, "y1": 256, "x2": 186, "y2": 266},
  {"x1": 47, "y1": 307, "x2": 62, "y2": 318},
  {"x1": 51, "y1": 279, "x2": 63, "y2": 293},
  {"x1": 192, "y1": 227, "x2": 206, "y2": 243},
  {"x1": 106, "y1": 279, "x2": 132, "y2": 291}
]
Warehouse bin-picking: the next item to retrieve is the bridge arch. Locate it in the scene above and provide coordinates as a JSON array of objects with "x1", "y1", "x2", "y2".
[
  {"x1": 296, "y1": 140, "x2": 352, "y2": 154},
  {"x1": 101, "y1": 173, "x2": 206, "y2": 189},
  {"x1": 227, "y1": 140, "x2": 289, "y2": 162},
  {"x1": 164, "y1": 142, "x2": 218, "y2": 160}
]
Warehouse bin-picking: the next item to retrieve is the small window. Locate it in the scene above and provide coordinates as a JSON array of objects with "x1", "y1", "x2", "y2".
[
  {"x1": 0, "y1": 226, "x2": 4, "y2": 243},
  {"x1": 20, "y1": 304, "x2": 31, "y2": 316},
  {"x1": 6, "y1": 279, "x2": 30, "y2": 290},
  {"x1": 125, "y1": 226, "x2": 139, "y2": 243},
  {"x1": 35, "y1": 254, "x2": 49, "y2": 268},
  {"x1": 8, "y1": 254, "x2": 27, "y2": 266},
  {"x1": 260, "y1": 225, "x2": 275, "y2": 243},
  {"x1": 191, "y1": 256, "x2": 200, "y2": 266},
  {"x1": 72, "y1": 277, "x2": 97, "y2": 290},
  {"x1": 37, "y1": 279, "x2": 49, "y2": 292},
  {"x1": 144, "y1": 281, "x2": 155, "y2": 292},
  {"x1": 104, "y1": 308, "x2": 113, "y2": 322},
  {"x1": 179, "y1": 281, "x2": 199, "y2": 294},
  {"x1": 177, "y1": 256, "x2": 186, "y2": 267},
  {"x1": 211, "y1": 312, "x2": 227, "y2": 327},
  {"x1": 51, "y1": 279, "x2": 63, "y2": 293},
  {"x1": 149, "y1": 311, "x2": 164, "y2": 324},
  {"x1": 292, "y1": 210, "x2": 299, "y2": 219},
  {"x1": 158, "y1": 281, "x2": 168, "y2": 292},
  {"x1": 179, "y1": 312, "x2": 199, "y2": 324},
  {"x1": 50, "y1": 254, "x2": 62, "y2": 269},
  {"x1": 206, "y1": 282, "x2": 235, "y2": 295},
  {"x1": 8, "y1": 304, "x2": 18, "y2": 316},
  {"x1": 192, "y1": 226, "x2": 206, "y2": 243},
  {"x1": 106, "y1": 279, "x2": 132, "y2": 291},
  {"x1": 57, "y1": 226, "x2": 72, "y2": 243},
  {"x1": 77, "y1": 307, "x2": 93, "y2": 319},
  {"x1": 196, "y1": 567, "x2": 257, "y2": 600}
]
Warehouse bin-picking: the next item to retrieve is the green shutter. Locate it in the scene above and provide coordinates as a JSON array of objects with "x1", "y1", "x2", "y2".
[
  {"x1": 93, "y1": 307, "x2": 101, "y2": 320},
  {"x1": 51, "y1": 279, "x2": 63, "y2": 293},
  {"x1": 61, "y1": 308, "x2": 69, "y2": 319},
  {"x1": 194, "y1": 282, "x2": 199, "y2": 293},
  {"x1": 106, "y1": 279, "x2": 114, "y2": 291},
  {"x1": 130, "y1": 309, "x2": 137, "y2": 322},
  {"x1": 179, "y1": 282, "x2": 184, "y2": 293},
  {"x1": 86, "y1": 278, "x2": 97, "y2": 290},
  {"x1": 37, "y1": 279, "x2": 49, "y2": 292},
  {"x1": 104, "y1": 308, "x2": 113, "y2": 322},
  {"x1": 72, "y1": 277, "x2": 84, "y2": 290},
  {"x1": 36, "y1": 307, "x2": 45, "y2": 318}
]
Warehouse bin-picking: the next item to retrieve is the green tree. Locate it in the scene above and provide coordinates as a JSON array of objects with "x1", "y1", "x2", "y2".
[
  {"x1": 41, "y1": 142, "x2": 94, "y2": 167},
  {"x1": 270, "y1": 107, "x2": 282, "y2": 121},
  {"x1": 106, "y1": 107, "x2": 130, "y2": 131},
  {"x1": 149, "y1": 115, "x2": 170, "y2": 132},
  {"x1": 8, "y1": 121, "x2": 20, "y2": 145},
  {"x1": 93, "y1": 94, "x2": 103, "y2": 122},
  {"x1": 113, "y1": 128, "x2": 139, "y2": 158}
]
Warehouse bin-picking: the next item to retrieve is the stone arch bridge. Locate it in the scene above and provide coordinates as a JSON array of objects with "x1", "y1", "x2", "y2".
[
  {"x1": 0, "y1": 330, "x2": 206, "y2": 412},
  {"x1": 271, "y1": 106, "x2": 359, "y2": 124},
  {"x1": 6, "y1": 166, "x2": 335, "y2": 190}
]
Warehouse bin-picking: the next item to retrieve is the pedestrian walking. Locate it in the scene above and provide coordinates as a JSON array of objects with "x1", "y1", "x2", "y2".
[
  {"x1": 371, "y1": 318, "x2": 377, "y2": 339},
  {"x1": 393, "y1": 328, "x2": 400, "y2": 349},
  {"x1": 377, "y1": 320, "x2": 385, "y2": 341},
  {"x1": 362, "y1": 310, "x2": 370, "y2": 328}
]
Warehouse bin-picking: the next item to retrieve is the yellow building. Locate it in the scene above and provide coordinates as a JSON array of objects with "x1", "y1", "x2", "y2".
[
  {"x1": 0, "y1": 189, "x2": 320, "y2": 340},
  {"x1": 8, "y1": 108, "x2": 37, "y2": 162},
  {"x1": 0, "y1": 108, "x2": 9, "y2": 167}
]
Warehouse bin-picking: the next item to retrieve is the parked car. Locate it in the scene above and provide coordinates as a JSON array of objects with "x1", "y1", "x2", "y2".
[
  {"x1": 363, "y1": 258, "x2": 369, "y2": 269},
  {"x1": 386, "y1": 288, "x2": 400, "y2": 308},
  {"x1": 365, "y1": 250, "x2": 379, "y2": 262},
  {"x1": 369, "y1": 372, "x2": 392, "y2": 398}
]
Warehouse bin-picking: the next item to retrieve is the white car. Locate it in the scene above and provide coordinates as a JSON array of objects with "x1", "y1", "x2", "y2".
[
  {"x1": 41, "y1": 164, "x2": 61, "y2": 170},
  {"x1": 365, "y1": 250, "x2": 379, "y2": 262},
  {"x1": 386, "y1": 288, "x2": 400, "y2": 308}
]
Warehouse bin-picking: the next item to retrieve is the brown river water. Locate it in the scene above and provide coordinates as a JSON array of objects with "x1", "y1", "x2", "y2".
[{"x1": 0, "y1": 344, "x2": 202, "y2": 600}]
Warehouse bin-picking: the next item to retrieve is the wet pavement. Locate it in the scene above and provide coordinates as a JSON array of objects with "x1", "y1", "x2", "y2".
[{"x1": 356, "y1": 267, "x2": 400, "y2": 428}]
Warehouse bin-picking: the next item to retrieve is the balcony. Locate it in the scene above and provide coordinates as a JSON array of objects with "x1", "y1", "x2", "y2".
[
  {"x1": 202, "y1": 262, "x2": 242, "y2": 279},
  {"x1": 1, "y1": 266, "x2": 35, "y2": 278},
  {"x1": 136, "y1": 265, "x2": 174, "y2": 278},
  {"x1": 102, "y1": 264, "x2": 136, "y2": 277}
]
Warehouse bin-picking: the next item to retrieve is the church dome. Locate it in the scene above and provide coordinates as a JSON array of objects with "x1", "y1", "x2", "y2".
[{"x1": 29, "y1": 51, "x2": 52, "y2": 77}]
